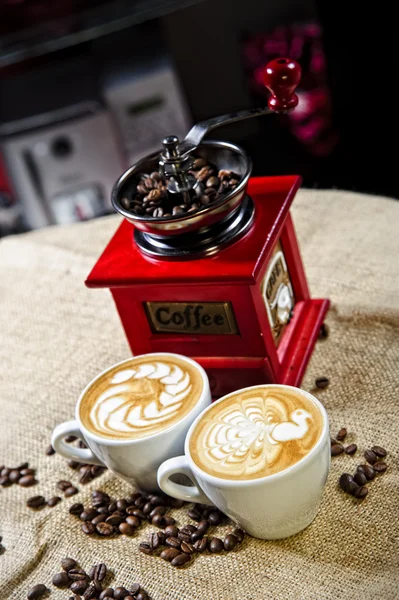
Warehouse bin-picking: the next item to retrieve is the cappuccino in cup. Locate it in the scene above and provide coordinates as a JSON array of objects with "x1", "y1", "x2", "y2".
[
  {"x1": 80, "y1": 354, "x2": 204, "y2": 440},
  {"x1": 52, "y1": 353, "x2": 211, "y2": 491},
  {"x1": 158, "y1": 384, "x2": 330, "y2": 539},
  {"x1": 190, "y1": 385, "x2": 323, "y2": 480}
]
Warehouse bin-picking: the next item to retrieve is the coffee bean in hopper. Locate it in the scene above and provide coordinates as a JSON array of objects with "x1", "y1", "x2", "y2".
[{"x1": 27, "y1": 584, "x2": 48, "y2": 599}]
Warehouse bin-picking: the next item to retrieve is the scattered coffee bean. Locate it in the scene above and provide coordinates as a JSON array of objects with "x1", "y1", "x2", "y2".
[
  {"x1": 318, "y1": 323, "x2": 329, "y2": 340},
  {"x1": 209, "y1": 537, "x2": 224, "y2": 553},
  {"x1": 52, "y1": 571, "x2": 70, "y2": 587},
  {"x1": 57, "y1": 480, "x2": 72, "y2": 491},
  {"x1": 9, "y1": 469, "x2": 21, "y2": 483},
  {"x1": 164, "y1": 524, "x2": 178, "y2": 538},
  {"x1": 89, "y1": 563, "x2": 107, "y2": 581},
  {"x1": 208, "y1": 511, "x2": 223, "y2": 526},
  {"x1": 371, "y1": 445, "x2": 387, "y2": 458},
  {"x1": 336, "y1": 427, "x2": 347, "y2": 441},
  {"x1": 65, "y1": 435, "x2": 78, "y2": 443},
  {"x1": 114, "y1": 588, "x2": 130, "y2": 599},
  {"x1": 47, "y1": 496, "x2": 61, "y2": 507},
  {"x1": 69, "y1": 503, "x2": 84, "y2": 516},
  {"x1": 65, "y1": 486, "x2": 79, "y2": 497},
  {"x1": 224, "y1": 534, "x2": 238, "y2": 551},
  {"x1": 139, "y1": 542, "x2": 152, "y2": 555},
  {"x1": 339, "y1": 473, "x2": 359, "y2": 495},
  {"x1": 68, "y1": 568, "x2": 87, "y2": 581},
  {"x1": 187, "y1": 508, "x2": 202, "y2": 521},
  {"x1": 96, "y1": 522, "x2": 114, "y2": 536},
  {"x1": 193, "y1": 537, "x2": 208, "y2": 552},
  {"x1": 357, "y1": 464, "x2": 376, "y2": 481},
  {"x1": 119, "y1": 522, "x2": 136, "y2": 535},
  {"x1": 160, "y1": 547, "x2": 181, "y2": 561},
  {"x1": 354, "y1": 471, "x2": 368, "y2": 486},
  {"x1": 27, "y1": 584, "x2": 48, "y2": 599},
  {"x1": 354, "y1": 485, "x2": 369, "y2": 499},
  {"x1": 373, "y1": 461, "x2": 388, "y2": 473},
  {"x1": 100, "y1": 589, "x2": 115, "y2": 599},
  {"x1": 68, "y1": 460, "x2": 80, "y2": 469},
  {"x1": 19, "y1": 475, "x2": 37, "y2": 487},
  {"x1": 82, "y1": 522, "x2": 96, "y2": 535},
  {"x1": 70, "y1": 580, "x2": 89, "y2": 594},
  {"x1": 364, "y1": 449, "x2": 378, "y2": 465},
  {"x1": 171, "y1": 553, "x2": 191, "y2": 567},
  {"x1": 315, "y1": 377, "x2": 329, "y2": 389},
  {"x1": 27, "y1": 495, "x2": 46, "y2": 509},
  {"x1": 232, "y1": 528, "x2": 245, "y2": 542},
  {"x1": 45, "y1": 445, "x2": 55, "y2": 456},
  {"x1": 166, "y1": 536, "x2": 181, "y2": 549},
  {"x1": 61, "y1": 557, "x2": 76, "y2": 571},
  {"x1": 345, "y1": 443, "x2": 357, "y2": 455},
  {"x1": 331, "y1": 444, "x2": 344, "y2": 456},
  {"x1": 180, "y1": 541, "x2": 194, "y2": 554}
]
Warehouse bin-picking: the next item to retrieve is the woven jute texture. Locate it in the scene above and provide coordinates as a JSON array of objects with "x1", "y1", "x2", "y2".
[{"x1": 0, "y1": 189, "x2": 398, "y2": 599}]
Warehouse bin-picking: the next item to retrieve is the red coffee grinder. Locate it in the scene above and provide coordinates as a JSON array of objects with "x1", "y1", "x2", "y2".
[{"x1": 86, "y1": 58, "x2": 329, "y2": 398}]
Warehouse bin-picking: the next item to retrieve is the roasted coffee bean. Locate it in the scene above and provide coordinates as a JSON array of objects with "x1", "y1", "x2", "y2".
[
  {"x1": 364, "y1": 450, "x2": 378, "y2": 465},
  {"x1": 99, "y1": 589, "x2": 114, "y2": 599},
  {"x1": 172, "y1": 205, "x2": 184, "y2": 216},
  {"x1": 134, "y1": 497, "x2": 146, "y2": 508},
  {"x1": 27, "y1": 495, "x2": 46, "y2": 509},
  {"x1": 193, "y1": 157, "x2": 206, "y2": 169},
  {"x1": 331, "y1": 444, "x2": 344, "y2": 456},
  {"x1": 0, "y1": 475, "x2": 11, "y2": 486},
  {"x1": 354, "y1": 471, "x2": 368, "y2": 486},
  {"x1": 57, "y1": 480, "x2": 72, "y2": 491},
  {"x1": 133, "y1": 509, "x2": 146, "y2": 520},
  {"x1": 137, "y1": 184, "x2": 148, "y2": 196},
  {"x1": 48, "y1": 496, "x2": 61, "y2": 507},
  {"x1": 196, "y1": 167, "x2": 212, "y2": 182},
  {"x1": 91, "y1": 465, "x2": 105, "y2": 478},
  {"x1": 70, "y1": 580, "x2": 89, "y2": 594},
  {"x1": 149, "y1": 505, "x2": 167, "y2": 519},
  {"x1": 232, "y1": 528, "x2": 245, "y2": 542},
  {"x1": 27, "y1": 583, "x2": 48, "y2": 599},
  {"x1": 180, "y1": 524, "x2": 197, "y2": 534},
  {"x1": 19, "y1": 475, "x2": 37, "y2": 487},
  {"x1": 0, "y1": 467, "x2": 10, "y2": 477},
  {"x1": 209, "y1": 537, "x2": 224, "y2": 553},
  {"x1": 373, "y1": 461, "x2": 388, "y2": 473},
  {"x1": 187, "y1": 508, "x2": 202, "y2": 521},
  {"x1": 197, "y1": 519, "x2": 210, "y2": 534},
  {"x1": 70, "y1": 503, "x2": 84, "y2": 516},
  {"x1": 20, "y1": 468, "x2": 35, "y2": 476},
  {"x1": 80, "y1": 467, "x2": 93, "y2": 485},
  {"x1": 79, "y1": 441, "x2": 87, "y2": 449},
  {"x1": 166, "y1": 536, "x2": 181, "y2": 549},
  {"x1": 82, "y1": 522, "x2": 96, "y2": 535},
  {"x1": 143, "y1": 502, "x2": 153, "y2": 515},
  {"x1": 178, "y1": 532, "x2": 191, "y2": 543},
  {"x1": 129, "y1": 583, "x2": 141, "y2": 596},
  {"x1": 68, "y1": 460, "x2": 80, "y2": 469},
  {"x1": 163, "y1": 516, "x2": 176, "y2": 526},
  {"x1": 96, "y1": 522, "x2": 114, "y2": 536},
  {"x1": 191, "y1": 530, "x2": 204, "y2": 543},
  {"x1": 354, "y1": 485, "x2": 369, "y2": 499},
  {"x1": 68, "y1": 568, "x2": 87, "y2": 581},
  {"x1": 84, "y1": 583, "x2": 101, "y2": 599},
  {"x1": 171, "y1": 553, "x2": 191, "y2": 567},
  {"x1": 65, "y1": 435, "x2": 78, "y2": 443},
  {"x1": 120, "y1": 197, "x2": 131, "y2": 210},
  {"x1": 199, "y1": 194, "x2": 210, "y2": 205},
  {"x1": 92, "y1": 514, "x2": 107, "y2": 526},
  {"x1": 119, "y1": 522, "x2": 136, "y2": 535},
  {"x1": 208, "y1": 511, "x2": 223, "y2": 525},
  {"x1": 339, "y1": 473, "x2": 359, "y2": 495},
  {"x1": 98, "y1": 506, "x2": 110, "y2": 514},
  {"x1": 115, "y1": 499, "x2": 127, "y2": 511},
  {"x1": 164, "y1": 524, "x2": 178, "y2": 537},
  {"x1": 80, "y1": 509, "x2": 98, "y2": 521},
  {"x1": 125, "y1": 515, "x2": 140, "y2": 528},
  {"x1": 180, "y1": 541, "x2": 194, "y2": 554},
  {"x1": 345, "y1": 443, "x2": 357, "y2": 455},
  {"x1": 65, "y1": 486, "x2": 79, "y2": 497},
  {"x1": 151, "y1": 514, "x2": 166, "y2": 527},
  {"x1": 161, "y1": 547, "x2": 181, "y2": 562},
  {"x1": 61, "y1": 557, "x2": 77, "y2": 571},
  {"x1": 357, "y1": 464, "x2": 376, "y2": 481},
  {"x1": 106, "y1": 513, "x2": 125, "y2": 526},
  {"x1": 169, "y1": 497, "x2": 184, "y2": 508},
  {"x1": 318, "y1": 322, "x2": 329, "y2": 340},
  {"x1": 148, "y1": 531, "x2": 162, "y2": 550},
  {"x1": 371, "y1": 445, "x2": 387, "y2": 458},
  {"x1": 136, "y1": 592, "x2": 149, "y2": 600},
  {"x1": 89, "y1": 563, "x2": 107, "y2": 581},
  {"x1": 139, "y1": 542, "x2": 152, "y2": 555},
  {"x1": 53, "y1": 571, "x2": 70, "y2": 587},
  {"x1": 153, "y1": 207, "x2": 164, "y2": 217},
  {"x1": 46, "y1": 444, "x2": 56, "y2": 455},
  {"x1": 224, "y1": 534, "x2": 238, "y2": 551},
  {"x1": 206, "y1": 176, "x2": 220, "y2": 188},
  {"x1": 336, "y1": 427, "x2": 347, "y2": 441},
  {"x1": 9, "y1": 469, "x2": 21, "y2": 483},
  {"x1": 315, "y1": 376, "x2": 329, "y2": 389},
  {"x1": 193, "y1": 537, "x2": 208, "y2": 552}
]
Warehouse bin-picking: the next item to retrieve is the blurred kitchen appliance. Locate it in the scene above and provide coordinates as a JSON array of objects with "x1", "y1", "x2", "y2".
[
  {"x1": 103, "y1": 58, "x2": 192, "y2": 166},
  {"x1": 0, "y1": 102, "x2": 125, "y2": 229}
]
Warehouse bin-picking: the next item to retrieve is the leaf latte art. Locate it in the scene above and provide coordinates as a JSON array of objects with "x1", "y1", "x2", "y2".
[
  {"x1": 190, "y1": 386, "x2": 323, "y2": 480},
  {"x1": 80, "y1": 356, "x2": 203, "y2": 440}
]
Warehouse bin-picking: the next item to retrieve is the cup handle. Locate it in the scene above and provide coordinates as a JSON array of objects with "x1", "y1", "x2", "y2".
[
  {"x1": 51, "y1": 420, "x2": 104, "y2": 466},
  {"x1": 157, "y1": 455, "x2": 212, "y2": 504}
]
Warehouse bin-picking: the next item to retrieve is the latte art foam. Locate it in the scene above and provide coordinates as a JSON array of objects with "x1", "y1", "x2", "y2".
[
  {"x1": 80, "y1": 355, "x2": 203, "y2": 440},
  {"x1": 190, "y1": 386, "x2": 323, "y2": 480}
]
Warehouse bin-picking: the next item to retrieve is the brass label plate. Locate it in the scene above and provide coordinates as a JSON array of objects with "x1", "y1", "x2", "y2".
[
  {"x1": 261, "y1": 241, "x2": 295, "y2": 345},
  {"x1": 145, "y1": 302, "x2": 238, "y2": 335}
]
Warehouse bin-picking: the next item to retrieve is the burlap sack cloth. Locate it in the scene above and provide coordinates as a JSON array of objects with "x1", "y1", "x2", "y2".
[{"x1": 0, "y1": 189, "x2": 398, "y2": 599}]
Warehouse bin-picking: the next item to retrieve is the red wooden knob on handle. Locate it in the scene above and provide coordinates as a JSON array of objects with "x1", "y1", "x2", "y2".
[{"x1": 263, "y1": 58, "x2": 302, "y2": 112}]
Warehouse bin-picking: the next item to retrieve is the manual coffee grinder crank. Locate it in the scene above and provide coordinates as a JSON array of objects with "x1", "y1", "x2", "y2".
[{"x1": 86, "y1": 58, "x2": 330, "y2": 399}]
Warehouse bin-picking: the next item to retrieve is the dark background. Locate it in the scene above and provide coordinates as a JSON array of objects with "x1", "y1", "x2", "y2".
[{"x1": 1, "y1": 0, "x2": 398, "y2": 234}]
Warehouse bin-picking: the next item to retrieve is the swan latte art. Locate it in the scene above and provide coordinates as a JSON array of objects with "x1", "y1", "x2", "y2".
[
  {"x1": 80, "y1": 355, "x2": 203, "y2": 440},
  {"x1": 189, "y1": 386, "x2": 323, "y2": 480}
]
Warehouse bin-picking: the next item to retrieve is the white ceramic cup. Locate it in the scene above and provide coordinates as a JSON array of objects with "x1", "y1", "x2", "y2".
[
  {"x1": 52, "y1": 353, "x2": 211, "y2": 492},
  {"x1": 158, "y1": 384, "x2": 330, "y2": 539}
]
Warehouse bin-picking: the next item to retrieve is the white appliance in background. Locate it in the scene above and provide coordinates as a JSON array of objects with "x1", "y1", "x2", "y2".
[
  {"x1": 1, "y1": 103, "x2": 125, "y2": 230},
  {"x1": 103, "y1": 59, "x2": 192, "y2": 166}
]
